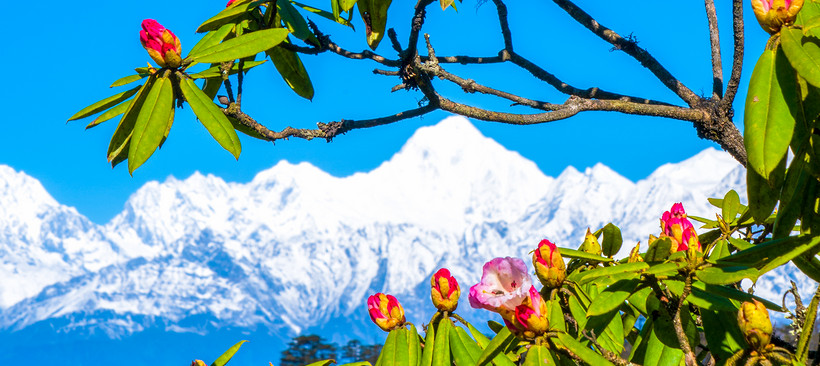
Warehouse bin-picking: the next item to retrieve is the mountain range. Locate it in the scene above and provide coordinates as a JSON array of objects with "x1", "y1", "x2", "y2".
[{"x1": 0, "y1": 116, "x2": 813, "y2": 365}]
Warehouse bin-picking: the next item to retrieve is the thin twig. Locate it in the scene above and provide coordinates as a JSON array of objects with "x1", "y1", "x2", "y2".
[
  {"x1": 721, "y1": 0, "x2": 745, "y2": 109},
  {"x1": 491, "y1": 0, "x2": 514, "y2": 51},
  {"x1": 705, "y1": 0, "x2": 723, "y2": 99},
  {"x1": 552, "y1": 0, "x2": 702, "y2": 107},
  {"x1": 237, "y1": 60, "x2": 244, "y2": 107}
]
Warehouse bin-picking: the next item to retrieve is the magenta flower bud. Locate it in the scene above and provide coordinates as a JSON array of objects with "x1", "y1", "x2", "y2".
[
  {"x1": 506, "y1": 286, "x2": 550, "y2": 339},
  {"x1": 226, "y1": 0, "x2": 237, "y2": 6},
  {"x1": 139, "y1": 19, "x2": 182, "y2": 68},
  {"x1": 751, "y1": 0, "x2": 804, "y2": 34},
  {"x1": 468, "y1": 257, "x2": 533, "y2": 319},
  {"x1": 533, "y1": 239, "x2": 566, "y2": 289},
  {"x1": 367, "y1": 293, "x2": 405, "y2": 332},
  {"x1": 431, "y1": 268, "x2": 460, "y2": 312},
  {"x1": 660, "y1": 203, "x2": 701, "y2": 252}
]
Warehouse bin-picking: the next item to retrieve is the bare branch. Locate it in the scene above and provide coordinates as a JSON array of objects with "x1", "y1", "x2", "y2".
[
  {"x1": 721, "y1": 0, "x2": 745, "y2": 109},
  {"x1": 705, "y1": 0, "x2": 723, "y2": 99},
  {"x1": 491, "y1": 0, "x2": 514, "y2": 51},
  {"x1": 552, "y1": 0, "x2": 703, "y2": 107}
]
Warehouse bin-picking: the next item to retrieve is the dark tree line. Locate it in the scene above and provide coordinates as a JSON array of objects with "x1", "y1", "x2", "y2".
[{"x1": 279, "y1": 335, "x2": 381, "y2": 366}]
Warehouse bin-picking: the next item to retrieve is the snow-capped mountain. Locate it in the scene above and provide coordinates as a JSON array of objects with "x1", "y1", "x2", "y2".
[{"x1": 0, "y1": 116, "x2": 813, "y2": 345}]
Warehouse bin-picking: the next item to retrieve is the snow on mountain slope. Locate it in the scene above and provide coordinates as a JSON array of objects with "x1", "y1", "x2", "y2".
[{"x1": 0, "y1": 116, "x2": 813, "y2": 338}]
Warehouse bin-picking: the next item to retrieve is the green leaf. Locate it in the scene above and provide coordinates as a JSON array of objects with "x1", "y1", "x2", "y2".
[
  {"x1": 188, "y1": 60, "x2": 267, "y2": 79},
  {"x1": 722, "y1": 190, "x2": 741, "y2": 222},
  {"x1": 644, "y1": 237, "x2": 674, "y2": 262},
  {"x1": 464, "y1": 322, "x2": 490, "y2": 348},
  {"x1": 432, "y1": 318, "x2": 452, "y2": 366},
  {"x1": 628, "y1": 314, "x2": 683, "y2": 366},
  {"x1": 69, "y1": 85, "x2": 142, "y2": 121},
  {"x1": 695, "y1": 266, "x2": 759, "y2": 285},
  {"x1": 337, "y1": 362, "x2": 371, "y2": 366},
  {"x1": 475, "y1": 327, "x2": 514, "y2": 366},
  {"x1": 744, "y1": 46, "x2": 797, "y2": 180},
  {"x1": 554, "y1": 332, "x2": 612, "y2": 365},
  {"x1": 701, "y1": 283, "x2": 783, "y2": 311},
  {"x1": 717, "y1": 234, "x2": 820, "y2": 275},
  {"x1": 420, "y1": 315, "x2": 436, "y2": 366},
  {"x1": 558, "y1": 248, "x2": 612, "y2": 263},
  {"x1": 775, "y1": 153, "x2": 811, "y2": 239},
  {"x1": 190, "y1": 28, "x2": 289, "y2": 64},
  {"x1": 587, "y1": 279, "x2": 641, "y2": 317},
  {"x1": 793, "y1": 254, "x2": 820, "y2": 282},
  {"x1": 796, "y1": 288, "x2": 820, "y2": 362},
  {"x1": 110, "y1": 74, "x2": 148, "y2": 88},
  {"x1": 666, "y1": 280, "x2": 739, "y2": 312},
  {"x1": 642, "y1": 260, "x2": 686, "y2": 276},
  {"x1": 340, "y1": 0, "x2": 357, "y2": 11},
  {"x1": 197, "y1": 0, "x2": 264, "y2": 32},
  {"x1": 747, "y1": 166, "x2": 780, "y2": 222},
  {"x1": 179, "y1": 77, "x2": 242, "y2": 159},
  {"x1": 601, "y1": 223, "x2": 623, "y2": 257},
  {"x1": 449, "y1": 326, "x2": 481, "y2": 366},
  {"x1": 127, "y1": 76, "x2": 175, "y2": 174},
  {"x1": 708, "y1": 239, "x2": 731, "y2": 261},
  {"x1": 406, "y1": 324, "x2": 421, "y2": 366},
  {"x1": 521, "y1": 345, "x2": 561, "y2": 366},
  {"x1": 357, "y1": 0, "x2": 392, "y2": 50},
  {"x1": 701, "y1": 309, "x2": 745, "y2": 363},
  {"x1": 107, "y1": 75, "x2": 157, "y2": 164},
  {"x1": 211, "y1": 340, "x2": 247, "y2": 366},
  {"x1": 487, "y1": 320, "x2": 504, "y2": 335},
  {"x1": 267, "y1": 41, "x2": 315, "y2": 100},
  {"x1": 292, "y1": 1, "x2": 354, "y2": 28},
  {"x1": 304, "y1": 361, "x2": 335, "y2": 366},
  {"x1": 86, "y1": 100, "x2": 131, "y2": 129},
  {"x1": 570, "y1": 262, "x2": 648, "y2": 285},
  {"x1": 278, "y1": 0, "x2": 315, "y2": 42},
  {"x1": 190, "y1": 23, "x2": 237, "y2": 57},
  {"x1": 375, "y1": 329, "x2": 400, "y2": 366},
  {"x1": 783, "y1": 27, "x2": 820, "y2": 89}
]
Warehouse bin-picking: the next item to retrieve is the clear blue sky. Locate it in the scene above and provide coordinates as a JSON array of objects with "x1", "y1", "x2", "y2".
[{"x1": 2, "y1": 1, "x2": 767, "y2": 224}]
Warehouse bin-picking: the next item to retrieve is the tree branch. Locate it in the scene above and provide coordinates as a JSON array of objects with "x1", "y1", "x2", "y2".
[
  {"x1": 705, "y1": 0, "x2": 723, "y2": 99},
  {"x1": 491, "y1": 0, "x2": 514, "y2": 51},
  {"x1": 721, "y1": 0, "x2": 745, "y2": 109},
  {"x1": 552, "y1": 0, "x2": 703, "y2": 107},
  {"x1": 673, "y1": 276, "x2": 698, "y2": 366}
]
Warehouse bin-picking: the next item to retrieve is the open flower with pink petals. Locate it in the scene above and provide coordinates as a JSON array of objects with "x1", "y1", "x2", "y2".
[
  {"x1": 139, "y1": 19, "x2": 182, "y2": 68},
  {"x1": 367, "y1": 293, "x2": 405, "y2": 331},
  {"x1": 660, "y1": 203, "x2": 701, "y2": 252},
  {"x1": 468, "y1": 257, "x2": 532, "y2": 319},
  {"x1": 505, "y1": 286, "x2": 550, "y2": 339}
]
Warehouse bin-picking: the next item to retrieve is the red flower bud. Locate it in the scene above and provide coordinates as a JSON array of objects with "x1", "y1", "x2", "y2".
[
  {"x1": 660, "y1": 203, "x2": 700, "y2": 252},
  {"x1": 505, "y1": 286, "x2": 549, "y2": 339},
  {"x1": 431, "y1": 268, "x2": 460, "y2": 312},
  {"x1": 139, "y1": 19, "x2": 182, "y2": 68},
  {"x1": 367, "y1": 293, "x2": 405, "y2": 331}
]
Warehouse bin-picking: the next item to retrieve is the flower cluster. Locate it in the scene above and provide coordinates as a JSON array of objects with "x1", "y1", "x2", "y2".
[
  {"x1": 139, "y1": 19, "x2": 182, "y2": 68},
  {"x1": 660, "y1": 203, "x2": 700, "y2": 252}
]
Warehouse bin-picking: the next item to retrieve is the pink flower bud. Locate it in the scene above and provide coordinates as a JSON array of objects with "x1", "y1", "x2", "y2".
[
  {"x1": 431, "y1": 268, "x2": 460, "y2": 312},
  {"x1": 660, "y1": 203, "x2": 701, "y2": 252},
  {"x1": 139, "y1": 19, "x2": 182, "y2": 68},
  {"x1": 532, "y1": 239, "x2": 566, "y2": 289},
  {"x1": 226, "y1": 0, "x2": 237, "y2": 7},
  {"x1": 751, "y1": 0, "x2": 803, "y2": 34},
  {"x1": 468, "y1": 257, "x2": 533, "y2": 319},
  {"x1": 367, "y1": 293, "x2": 405, "y2": 332},
  {"x1": 505, "y1": 286, "x2": 550, "y2": 339}
]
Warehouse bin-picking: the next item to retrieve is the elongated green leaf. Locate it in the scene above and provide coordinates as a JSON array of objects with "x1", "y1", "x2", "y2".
[
  {"x1": 701, "y1": 283, "x2": 783, "y2": 311},
  {"x1": 717, "y1": 235, "x2": 820, "y2": 275},
  {"x1": 211, "y1": 340, "x2": 247, "y2": 366},
  {"x1": 189, "y1": 60, "x2": 267, "y2": 79},
  {"x1": 695, "y1": 266, "x2": 758, "y2": 285},
  {"x1": 522, "y1": 345, "x2": 560, "y2": 366},
  {"x1": 775, "y1": 154, "x2": 811, "y2": 239},
  {"x1": 375, "y1": 329, "x2": 399, "y2": 366},
  {"x1": 267, "y1": 41, "x2": 314, "y2": 100},
  {"x1": 190, "y1": 28, "x2": 289, "y2": 64},
  {"x1": 107, "y1": 75, "x2": 158, "y2": 163},
  {"x1": 110, "y1": 74, "x2": 148, "y2": 88},
  {"x1": 587, "y1": 279, "x2": 641, "y2": 317},
  {"x1": 340, "y1": 0, "x2": 357, "y2": 11},
  {"x1": 745, "y1": 46, "x2": 797, "y2": 180},
  {"x1": 420, "y1": 316, "x2": 435, "y2": 366},
  {"x1": 601, "y1": 223, "x2": 623, "y2": 257},
  {"x1": 394, "y1": 326, "x2": 411, "y2": 366},
  {"x1": 357, "y1": 0, "x2": 392, "y2": 50},
  {"x1": 337, "y1": 362, "x2": 371, "y2": 366},
  {"x1": 645, "y1": 237, "x2": 673, "y2": 262},
  {"x1": 87, "y1": 100, "x2": 131, "y2": 129},
  {"x1": 127, "y1": 76, "x2": 175, "y2": 174},
  {"x1": 570, "y1": 262, "x2": 648, "y2": 285},
  {"x1": 406, "y1": 324, "x2": 421, "y2": 366},
  {"x1": 292, "y1": 1, "x2": 354, "y2": 28},
  {"x1": 475, "y1": 327, "x2": 514, "y2": 366},
  {"x1": 665, "y1": 280, "x2": 738, "y2": 312},
  {"x1": 179, "y1": 78, "x2": 241, "y2": 159},
  {"x1": 278, "y1": 0, "x2": 314, "y2": 42},
  {"x1": 628, "y1": 315, "x2": 683, "y2": 366},
  {"x1": 69, "y1": 85, "x2": 141, "y2": 121},
  {"x1": 701, "y1": 309, "x2": 744, "y2": 363},
  {"x1": 197, "y1": 0, "x2": 263, "y2": 32},
  {"x1": 487, "y1": 320, "x2": 504, "y2": 335},
  {"x1": 642, "y1": 260, "x2": 686, "y2": 276},
  {"x1": 555, "y1": 332, "x2": 612, "y2": 365},
  {"x1": 747, "y1": 166, "x2": 780, "y2": 222},
  {"x1": 464, "y1": 322, "x2": 489, "y2": 348},
  {"x1": 190, "y1": 23, "x2": 235, "y2": 57},
  {"x1": 783, "y1": 27, "x2": 820, "y2": 89},
  {"x1": 432, "y1": 318, "x2": 451, "y2": 366},
  {"x1": 722, "y1": 190, "x2": 741, "y2": 222},
  {"x1": 708, "y1": 239, "x2": 731, "y2": 261},
  {"x1": 796, "y1": 287, "x2": 820, "y2": 362},
  {"x1": 449, "y1": 326, "x2": 481, "y2": 366},
  {"x1": 304, "y1": 360, "x2": 335, "y2": 366},
  {"x1": 793, "y1": 254, "x2": 820, "y2": 282},
  {"x1": 558, "y1": 248, "x2": 613, "y2": 263}
]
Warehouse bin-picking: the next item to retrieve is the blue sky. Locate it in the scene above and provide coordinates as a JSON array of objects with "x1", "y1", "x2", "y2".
[{"x1": 2, "y1": 1, "x2": 766, "y2": 224}]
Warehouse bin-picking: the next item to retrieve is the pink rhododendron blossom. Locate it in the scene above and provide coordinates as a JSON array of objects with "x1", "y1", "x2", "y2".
[
  {"x1": 506, "y1": 286, "x2": 549, "y2": 338},
  {"x1": 660, "y1": 202, "x2": 700, "y2": 252},
  {"x1": 468, "y1": 257, "x2": 532, "y2": 318},
  {"x1": 367, "y1": 293, "x2": 405, "y2": 331},
  {"x1": 139, "y1": 19, "x2": 182, "y2": 68},
  {"x1": 431, "y1": 268, "x2": 460, "y2": 312}
]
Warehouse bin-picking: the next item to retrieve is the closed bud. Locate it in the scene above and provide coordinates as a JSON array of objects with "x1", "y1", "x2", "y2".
[
  {"x1": 660, "y1": 203, "x2": 701, "y2": 252},
  {"x1": 367, "y1": 293, "x2": 405, "y2": 331},
  {"x1": 533, "y1": 239, "x2": 566, "y2": 289},
  {"x1": 140, "y1": 19, "x2": 182, "y2": 68},
  {"x1": 752, "y1": 0, "x2": 804, "y2": 34},
  {"x1": 431, "y1": 268, "x2": 460, "y2": 312},
  {"x1": 505, "y1": 286, "x2": 550, "y2": 339},
  {"x1": 579, "y1": 229, "x2": 602, "y2": 256},
  {"x1": 738, "y1": 300, "x2": 773, "y2": 350},
  {"x1": 191, "y1": 361, "x2": 207, "y2": 366},
  {"x1": 627, "y1": 242, "x2": 644, "y2": 263}
]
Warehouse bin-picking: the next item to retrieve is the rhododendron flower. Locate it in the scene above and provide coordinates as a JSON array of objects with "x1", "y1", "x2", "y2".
[
  {"x1": 738, "y1": 300, "x2": 773, "y2": 350},
  {"x1": 139, "y1": 19, "x2": 182, "y2": 68},
  {"x1": 468, "y1": 257, "x2": 532, "y2": 318},
  {"x1": 431, "y1": 268, "x2": 460, "y2": 312},
  {"x1": 367, "y1": 293, "x2": 405, "y2": 331},
  {"x1": 751, "y1": 0, "x2": 803, "y2": 34},
  {"x1": 532, "y1": 239, "x2": 566, "y2": 289},
  {"x1": 660, "y1": 203, "x2": 700, "y2": 252},
  {"x1": 505, "y1": 286, "x2": 549, "y2": 339}
]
